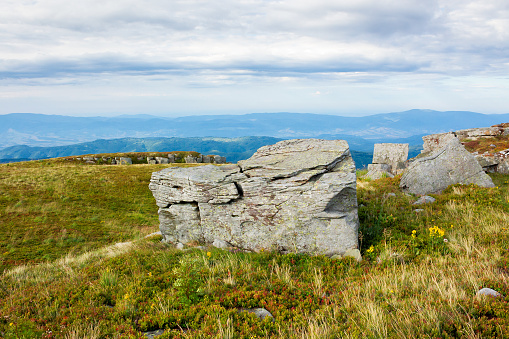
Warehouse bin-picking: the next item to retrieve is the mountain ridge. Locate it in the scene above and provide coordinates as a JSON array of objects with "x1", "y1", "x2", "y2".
[{"x1": 2, "y1": 110, "x2": 508, "y2": 150}]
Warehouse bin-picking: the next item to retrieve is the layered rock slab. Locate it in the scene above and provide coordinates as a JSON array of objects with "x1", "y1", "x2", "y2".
[
  {"x1": 149, "y1": 139, "x2": 359, "y2": 256},
  {"x1": 400, "y1": 136, "x2": 494, "y2": 195}
]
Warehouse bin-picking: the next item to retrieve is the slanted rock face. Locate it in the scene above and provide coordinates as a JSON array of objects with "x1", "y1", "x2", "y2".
[
  {"x1": 149, "y1": 139, "x2": 359, "y2": 256},
  {"x1": 400, "y1": 137, "x2": 495, "y2": 195}
]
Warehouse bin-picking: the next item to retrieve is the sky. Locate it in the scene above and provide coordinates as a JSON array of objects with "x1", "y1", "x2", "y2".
[{"x1": 1, "y1": 0, "x2": 509, "y2": 117}]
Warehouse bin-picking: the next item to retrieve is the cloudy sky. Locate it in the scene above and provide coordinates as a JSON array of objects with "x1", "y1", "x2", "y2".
[{"x1": 1, "y1": 0, "x2": 508, "y2": 117}]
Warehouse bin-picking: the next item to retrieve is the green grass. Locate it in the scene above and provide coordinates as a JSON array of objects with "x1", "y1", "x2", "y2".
[
  {"x1": 1, "y1": 160, "x2": 509, "y2": 338},
  {"x1": 0, "y1": 160, "x2": 201, "y2": 272}
]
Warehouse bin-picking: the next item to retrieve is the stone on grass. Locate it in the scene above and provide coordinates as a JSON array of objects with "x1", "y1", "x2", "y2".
[
  {"x1": 150, "y1": 139, "x2": 360, "y2": 256},
  {"x1": 477, "y1": 288, "x2": 502, "y2": 297},
  {"x1": 413, "y1": 196, "x2": 436, "y2": 205},
  {"x1": 343, "y1": 248, "x2": 362, "y2": 262},
  {"x1": 400, "y1": 136, "x2": 494, "y2": 195},
  {"x1": 143, "y1": 329, "x2": 164, "y2": 338},
  {"x1": 241, "y1": 308, "x2": 274, "y2": 321}
]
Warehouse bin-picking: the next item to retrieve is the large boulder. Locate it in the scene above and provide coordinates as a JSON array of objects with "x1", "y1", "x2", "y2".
[
  {"x1": 149, "y1": 139, "x2": 359, "y2": 256},
  {"x1": 400, "y1": 136, "x2": 495, "y2": 195}
]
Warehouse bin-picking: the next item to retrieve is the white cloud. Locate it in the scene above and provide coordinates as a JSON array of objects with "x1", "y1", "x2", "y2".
[{"x1": 0, "y1": 0, "x2": 508, "y2": 115}]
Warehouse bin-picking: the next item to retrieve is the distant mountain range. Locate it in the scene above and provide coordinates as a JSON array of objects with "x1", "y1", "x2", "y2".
[
  {"x1": 0, "y1": 136, "x2": 375, "y2": 168},
  {"x1": 1, "y1": 110, "x2": 507, "y2": 167},
  {"x1": 1, "y1": 110, "x2": 507, "y2": 150}
]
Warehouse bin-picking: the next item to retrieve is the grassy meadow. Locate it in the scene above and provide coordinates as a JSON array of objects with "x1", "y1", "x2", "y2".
[{"x1": 1, "y1": 159, "x2": 509, "y2": 338}]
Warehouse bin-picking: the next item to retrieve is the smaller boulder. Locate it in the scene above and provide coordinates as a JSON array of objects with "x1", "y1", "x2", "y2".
[
  {"x1": 413, "y1": 196, "x2": 436, "y2": 205},
  {"x1": 477, "y1": 288, "x2": 502, "y2": 297}
]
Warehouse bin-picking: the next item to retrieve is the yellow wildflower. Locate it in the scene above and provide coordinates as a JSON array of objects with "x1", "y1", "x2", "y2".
[{"x1": 367, "y1": 245, "x2": 374, "y2": 253}]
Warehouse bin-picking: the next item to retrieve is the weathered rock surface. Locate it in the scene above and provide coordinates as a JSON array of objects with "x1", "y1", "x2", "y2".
[
  {"x1": 372, "y1": 143, "x2": 409, "y2": 174},
  {"x1": 400, "y1": 137, "x2": 495, "y2": 195},
  {"x1": 365, "y1": 164, "x2": 393, "y2": 180},
  {"x1": 149, "y1": 139, "x2": 359, "y2": 256}
]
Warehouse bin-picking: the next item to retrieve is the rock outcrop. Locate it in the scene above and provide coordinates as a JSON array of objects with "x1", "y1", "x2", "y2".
[
  {"x1": 400, "y1": 136, "x2": 495, "y2": 195},
  {"x1": 149, "y1": 139, "x2": 359, "y2": 256},
  {"x1": 423, "y1": 124, "x2": 509, "y2": 174}
]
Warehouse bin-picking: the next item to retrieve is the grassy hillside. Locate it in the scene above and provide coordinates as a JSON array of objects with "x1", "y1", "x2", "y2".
[{"x1": 1, "y1": 160, "x2": 509, "y2": 338}]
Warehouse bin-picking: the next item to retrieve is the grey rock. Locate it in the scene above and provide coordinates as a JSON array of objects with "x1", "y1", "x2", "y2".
[
  {"x1": 150, "y1": 139, "x2": 359, "y2": 256},
  {"x1": 148, "y1": 160, "x2": 157, "y2": 165},
  {"x1": 343, "y1": 248, "x2": 362, "y2": 262},
  {"x1": 155, "y1": 157, "x2": 169, "y2": 164},
  {"x1": 110, "y1": 159, "x2": 117, "y2": 165},
  {"x1": 413, "y1": 196, "x2": 436, "y2": 205},
  {"x1": 421, "y1": 132, "x2": 456, "y2": 154},
  {"x1": 241, "y1": 308, "x2": 274, "y2": 321},
  {"x1": 372, "y1": 143, "x2": 409, "y2": 174},
  {"x1": 202, "y1": 155, "x2": 212, "y2": 163},
  {"x1": 144, "y1": 231, "x2": 162, "y2": 238},
  {"x1": 477, "y1": 288, "x2": 502, "y2": 297},
  {"x1": 364, "y1": 164, "x2": 393, "y2": 180},
  {"x1": 214, "y1": 155, "x2": 226, "y2": 164},
  {"x1": 119, "y1": 157, "x2": 132, "y2": 165},
  {"x1": 185, "y1": 155, "x2": 203, "y2": 163},
  {"x1": 144, "y1": 329, "x2": 164, "y2": 338},
  {"x1": 212, "y1": 239, "x2": 231, "y2": 249},
  {"x1": 175, "y1": 242, "x2": 185, "y2": 250},
  {"x1": 167, "y1": 154, "x2": 176, "y2": 163},
  {"x1": 386, "y1": 193, "x2": 396, "y2": 197},
  {"x1": 401, "y1": 136, "x2": 495, "y2": 195},
  {"x1": 83, "y1": 156, "x2": 95, "y2": 161},
  {"x1": 413, "y1": 209, "x2": 424, "y2": 213}
]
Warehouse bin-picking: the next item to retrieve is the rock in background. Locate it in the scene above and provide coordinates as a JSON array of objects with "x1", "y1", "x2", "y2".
[
  {"x1": 149, "y1": 139, "x2": 359, "y2": 256},
  {"x1": 365, "y1": 143, "x2": 408, "y2": 179},
  {"x1": 400, "y1": 135, "x2": 494, "y2": 195}
]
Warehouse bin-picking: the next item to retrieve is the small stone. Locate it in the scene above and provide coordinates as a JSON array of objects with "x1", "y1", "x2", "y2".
[
  {"x1": 212, "y1": 239, "x2": 230, "y2": 249},
  {"x1": 244, "y1": 308, "x2": 274, "y2": 321},
  {"x1": 144, "y1": 231, "x2": 162, "y2": 238},
  {"x1": 386, "y1": 193, "x2": 396, "y2": 197},
  {"x1": 343, "y1": 248, "x2": 362, "y2": 262},
  {"x1": 477, "y1": 288, "x2": 502, "y2": 297},
  {"x1": 413, "y1": 209, "x2": 424, "y2": 213},
  {"x1": 413, "y1": 196, "x2": 436, "y2": 205},
  {"x1": 143, "y1": 329, "x2": 165, "y2": 338},
  {"x1": 176, "y1": 242, "x2": 184, "y2": 250},
  {"x1": 330, "y1": 254, "x2": 342, "y2": 260},
  {"x1": 490, "y1": 144, "x2": 497, "y2": 147}
]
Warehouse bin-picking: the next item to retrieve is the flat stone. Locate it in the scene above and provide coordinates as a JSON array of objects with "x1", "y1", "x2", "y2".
[{"x1": 144, "y1": 329, "x2": 164, "y2": 338}]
